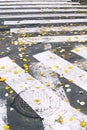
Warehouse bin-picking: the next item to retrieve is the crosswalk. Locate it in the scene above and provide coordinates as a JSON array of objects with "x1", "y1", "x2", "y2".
[
  {"x1": 0, "y1": 0, "x2": 87, "y2": 130},
  {"x1": 71, "y1": 45, "x2": 87, "y2": 59}
]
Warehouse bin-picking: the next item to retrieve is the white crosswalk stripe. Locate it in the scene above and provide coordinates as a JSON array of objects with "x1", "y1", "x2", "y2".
[
  {"x1": 14, "y1": 35, "x2": 87, "y2": 45},
  {"x1": 0, "y1": 0, "x2": 72, "y2": 1},
  {"x1": 0, "y1": 5, "x2": 87, "y2": 8},
  {"x1": 72, "y1": 45, "x2": 87, "y2": 59},
  {"x1": 10, "y1": 25, "x2": 87, "y2": 34},
  {"x1": 33, "y1": 51, "x2": 87, "y2": 91},
  {"x1": 1, "y1": 8, "x2": 87, "y2": 13},
  {"x1": 1, "y1": 13, "x2": 87, "y2": 19},
  {"x1": 0, "y1": 2, "x2": 79, "y2": 5},
  {"x1": 3, "y1": 19, "x2": 87, "y2": 25}
]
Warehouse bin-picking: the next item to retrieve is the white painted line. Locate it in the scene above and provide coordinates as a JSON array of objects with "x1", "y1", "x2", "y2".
[
  {"x1": 0, "y1": 57, "x2": 60, "y2": 118},
  {"x1": 10, "y1": 26, "x2": 87, "y2": 34},
  {"x1": 0, "y1": 100, "x2": 8, "y2": 130},
  {"x1": 1, "y1": 0, "x2": 71, "y2": 2},
  {"x1": 0, "y1": 5, "x2": 86, "y2": 8},
  {"x1": 15, "y1": 35, "x2": 87, "y2": 45},
  {"x1": 0, "y1": 2, "x2": 80, "y2": 5},
  {"x1": 1, "y1": 9, "x2": 86, "y2": 13},
  {"x1": 0, "y1": 0, "x2": 71, "y2": 1},
  {"x1": 1, "y1": 13, "x2": 87, "y2": 19},
  {"x1": 34, "y1": 51, "x2": 87, "y2": 91},
  {"x1": 4, "y1": 19, "x2": 87, "y2": 25},
  {"x1": 71, "y1": 45, "x2": 87, "y2": 59}
]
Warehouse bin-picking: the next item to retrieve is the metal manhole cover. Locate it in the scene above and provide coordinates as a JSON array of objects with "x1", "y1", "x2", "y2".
[
  {"x1": 11, "y1": 94, "x2": 42, "y2": 120},
  {"x1": 11, "y1": 87, "x2": 60, "y2": 120}
]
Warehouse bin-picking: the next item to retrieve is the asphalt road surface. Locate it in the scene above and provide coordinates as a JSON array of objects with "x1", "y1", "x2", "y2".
[{"x1": 0, "y1": 0, "x2": 87, "y2": 130}]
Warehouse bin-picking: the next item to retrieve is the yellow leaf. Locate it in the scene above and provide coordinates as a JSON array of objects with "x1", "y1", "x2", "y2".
[
  {"x1": 67, "y1": 37, "x2": 71, "y2": 42},
  {"x1": 0, "y1": 77, "x2": 6, "y2": 82},
  {"x1": 69, "y1": 117, "x2": 74, "y2": 121},
  {"x1": 49, "y1": 56, "x2": 54, "y2": 59},
  {"x1": 45, "y1": 83, "x2": 50, "y2": 87},
  {"x1": 68, "y1": 65, "x2": 73, "y2": 69},
  {"x1": 14, "y1": 70, "x2": 19, "y2": 74},
  {"x1": 4, "y1": 125, "x2": 10, "y2": 130},
  {"x1": 65, "y1": 99, "x2": 69, "y2": 102},
  {"x1": 57, "y1": 115, "x2": 64, "y2": 123},
  {"x1": 19, "y1": 47, "x2": 25, "y2": 51},
  {"x1": 0, "y1": 66, "x2": 5, "y2": 69},
  {"x1": 1, "y1": 51, "x2": 5, "y2": 54},
  {"x1": 52, "y1": 49, "x2": 57, "y2": 53},
  {"x1": 27, "y1": 77, "x2": 32, "y2": 80},
  {"x1": 34, "y1": 98, "x2": 41, "y2": 104},
  {"x1": 68, "y1": 79, "x2": 73, "y2": 83},
  {"x1": 64, "y1": 69, "x2": 69, "y2": 73},
  {"x1": 18, "y1": 41, "x2": 24, "y2": 45},
  {"x1": 19, "y1": 85, "x2": 24, "y2": 88},
  {"x1": 13, "y1": 66, "x2": 17, "y2": 69},
  {"x1": 55, "y1": 65, "x2": 59, "y2": 69},
  {"x1": 73, "y1": 48, "x2": 79, "y2": 52},
  {"x1": 80, "y1": 121, "x2": 86, "y2": 127},
  {"x1": 5, "y1": 86, "x2": 10, "y2": 90},
  {"x1": 61, "y1": 54, "x2": 65, "y2": 58},
  {"x1": 49, "y1": 73, "x2": 55, "y2": 76},
  {"x1": 36, "y1": 85, "x2": 41, "y2": 89},
  {"x1": 84, "y1": 61, "x2": 87, "y2": 67},
  {"x1": 76, "y1": 108, "x2": 81, "y2": 112},
  {"x1": 23, "y1": 58, "x2": 28, "y2": 62},
  {"x1": 53, "y1": 85, "x2": 57, "y2": 89},
  {"x1": 9, "y1": 90, "x2": 14, "y2": 94},
  {"x1": 39, "y1": 27, "x2": 46, "y2": 35},
  {"x1": 40, "y1": 72, "x2": 44, "y2": 76}
]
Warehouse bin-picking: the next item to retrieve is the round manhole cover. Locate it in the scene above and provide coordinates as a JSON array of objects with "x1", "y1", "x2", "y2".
[
  {"x1": 11, "y1": 94, "x2": 42, "y2": 119},
  {"x1": 11, "y1": 88, "x2": 60, "y2": 119}
]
